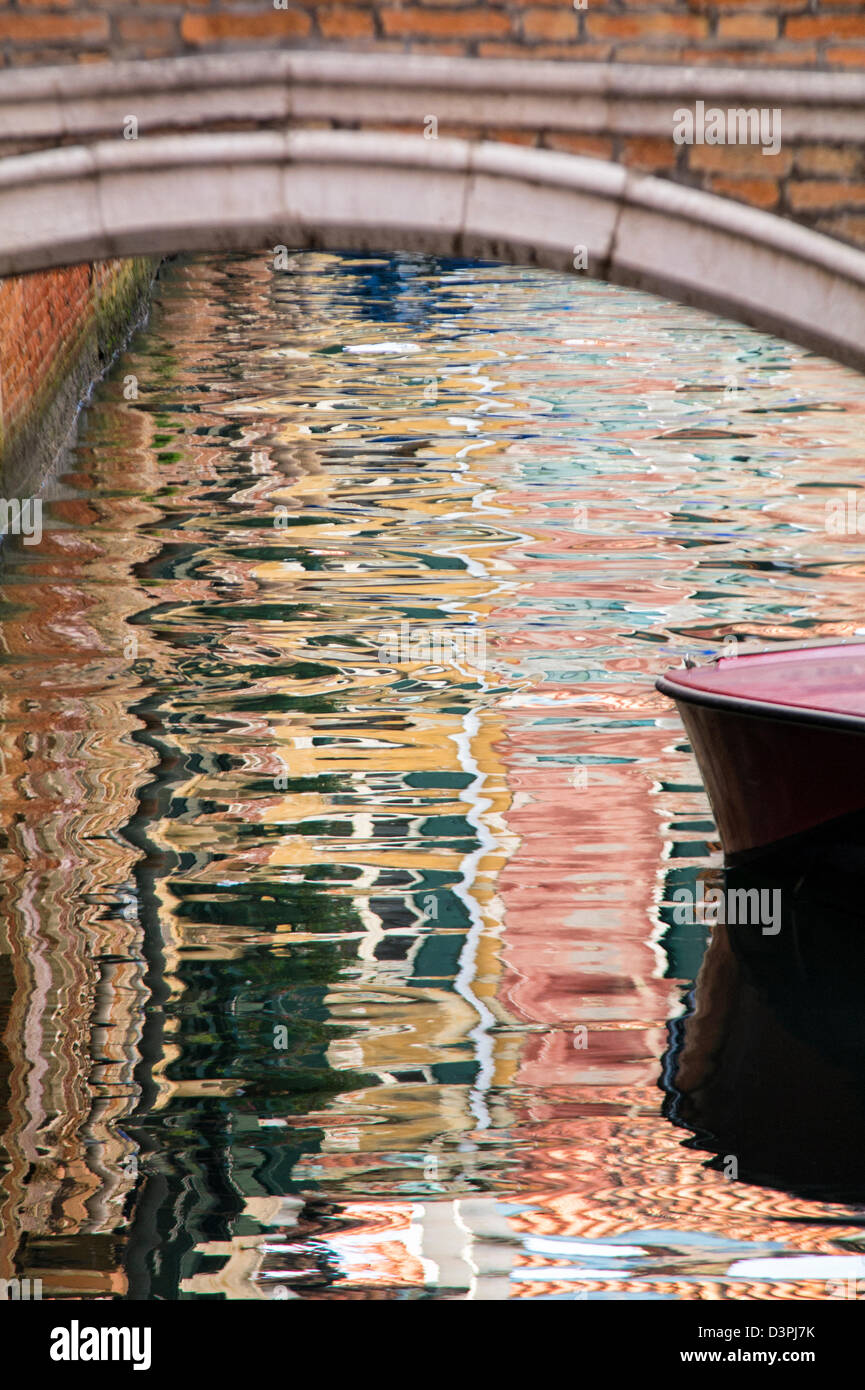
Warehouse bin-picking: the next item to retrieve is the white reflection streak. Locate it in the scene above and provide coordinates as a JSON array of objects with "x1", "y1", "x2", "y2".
[
  {"x1": 447, "y1": 432, "x2": 501, "y2": 1133},
  {"x1": 451, "y1": 708, "x2": 497, "y2": 1131}
]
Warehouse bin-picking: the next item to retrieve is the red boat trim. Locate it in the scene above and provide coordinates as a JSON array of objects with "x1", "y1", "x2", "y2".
[{"x1": 655, "y1": 675, "x2": 865, "y2": 736}]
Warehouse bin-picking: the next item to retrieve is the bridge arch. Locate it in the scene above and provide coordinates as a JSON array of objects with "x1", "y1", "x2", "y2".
[{"x1": 1, "y1": 53, "x2": 865, "y2": 369}]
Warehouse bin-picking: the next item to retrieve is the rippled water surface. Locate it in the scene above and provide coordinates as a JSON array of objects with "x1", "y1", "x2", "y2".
[{"x1": 4, "y1": 252, "x2": 865, "y2": 1299}]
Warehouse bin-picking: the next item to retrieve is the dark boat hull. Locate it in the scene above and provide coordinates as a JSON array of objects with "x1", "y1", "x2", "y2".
[{"x1": 672, "y1": 696, "x2": 865, "y2": 861}]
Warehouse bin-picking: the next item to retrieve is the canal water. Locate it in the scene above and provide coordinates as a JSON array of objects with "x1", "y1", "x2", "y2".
[{"x1": 3, "y1": 251, "x2": 865, "y2": 1300}]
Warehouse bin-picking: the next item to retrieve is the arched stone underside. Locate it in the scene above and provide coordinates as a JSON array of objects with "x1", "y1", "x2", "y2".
[{"x1": 3, "y1": 128, "x2": 865, "y2": 369}]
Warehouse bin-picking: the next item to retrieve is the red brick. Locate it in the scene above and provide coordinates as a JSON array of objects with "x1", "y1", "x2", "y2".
[
  {"x1": 585, "y1": 14, "x2": 642, "y2": 39},
  {"x1": 825, "y1": 45, "x2": 865, "y2": 67},
  {"x1": 621, "y1": 135, "x2": 678, "y2": 170},
  {"x1": 522, "y1": 8, "x2": 580, "y2": 41},
  {"x1": 381, "y1": 8, "x2": 511, "y2": 38},
  {"x1": 492, "y1": 127, "x2": 539, "y2": 146},
  {"x1": 688, "y1": 145, "x2": 793, "y2": 176},
  {"x1": 116, "y1": 16, "x2": 177, "y2": 45},
  {"x1": 795, "y1": 145, "x2": 860, "y2": 177},
  {"x1": 318, "y1": 5, "x2": 376, "y2": 39},
  {"x1": 0, "y1": 13, "x2": 108, "y2": 42},
  {"x1": 787, "y1": 15, "x2": 865, "y2": 39},
  {"x1": 788, "y1": 181, "x2": 865, "y2": 211},
  {"x1": 181, "y1": 11, "x2": 311, "y2": 44},
  {"x1": 709, "y1": 175, "x2": 780, "y2": 209},
  {"x1": 717, "y1": 15, "x2": 779, "y2": 41},
  {"x1": 688, "y1": 0, "x2": 805, "y2": 9},
  {"x1": 587, "y1": 14, "x2": 707, "y2": 39}
]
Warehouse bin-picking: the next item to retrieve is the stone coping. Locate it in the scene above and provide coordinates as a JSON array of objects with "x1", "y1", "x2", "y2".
[{"x1": 2, "y1": 52, "x2": 865, "y2": 144}]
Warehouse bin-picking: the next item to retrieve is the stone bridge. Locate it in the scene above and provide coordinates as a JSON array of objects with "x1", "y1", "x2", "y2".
[{"x1": 1, "y1": 3, "x2": 865, "y2": 480}]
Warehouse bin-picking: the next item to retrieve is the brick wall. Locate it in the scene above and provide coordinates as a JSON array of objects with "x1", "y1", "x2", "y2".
[
  {"x1": 0, "y1": 1, "x2": 864, "y2": 71},
  {"x1": 0, "y1": 266, "x2": 89, "y2": 457},
  {"x1": 0, "y1": 259, "x2": 154, "y2": 489}
]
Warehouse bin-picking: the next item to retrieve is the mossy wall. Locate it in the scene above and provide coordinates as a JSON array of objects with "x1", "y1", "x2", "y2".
[{"x1": 0, "y1": 257, "x2": 156, "y2": 495}]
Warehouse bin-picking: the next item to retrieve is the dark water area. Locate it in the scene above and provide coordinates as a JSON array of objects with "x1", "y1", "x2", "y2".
[
  {"x1": 667, "y1": 837, "x2": 865, "y2": 1211},
  {"x1": 3, "y1": 251, "x2": 865, "y2": 1299}
]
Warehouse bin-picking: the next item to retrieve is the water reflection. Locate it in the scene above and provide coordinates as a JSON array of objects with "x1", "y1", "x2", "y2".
[
  {"x1": 2, "y1": 251, "x2": 865, "y2": 1299},
  {"x1": 666, "y1": 838, "x2": 865, "y2": 1206}
]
